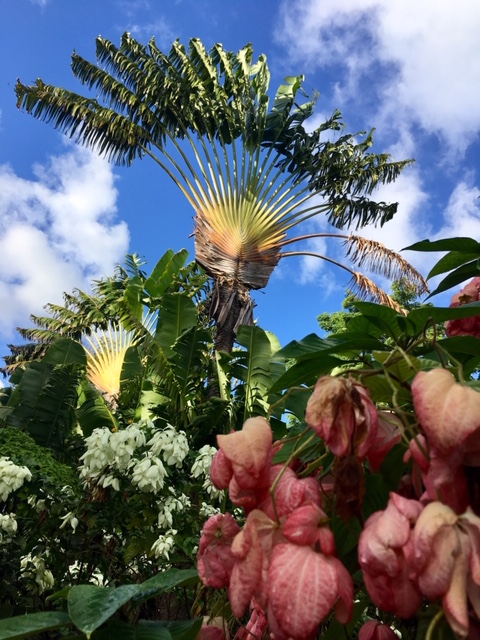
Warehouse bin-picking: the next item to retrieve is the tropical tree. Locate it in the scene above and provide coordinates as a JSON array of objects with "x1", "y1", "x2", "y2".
[{"x1": 16, "y1": 35, "x2": 427, "y2": 351}]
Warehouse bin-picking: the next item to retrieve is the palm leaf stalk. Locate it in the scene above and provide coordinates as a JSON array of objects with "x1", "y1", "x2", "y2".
[{"x1": 16, "y1": 35, "x2": 426, "y2": 351}]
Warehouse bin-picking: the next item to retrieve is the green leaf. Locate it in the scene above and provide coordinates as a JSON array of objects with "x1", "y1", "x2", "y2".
[
  {"x1": 92, "y1": 620, "x2": 173, "y2": 640},
  {"x1": 268, "y1": 355, "x2": 343, "y2": 395},
  {"x1": 144, "y1": 249, "x2": 189, "y2": 298},
  {"x1": 407, "y1": 302, "x2": 480, "y2": 332},
  {"x1": 140, "y1": 619, "x2": 202, "y2": 640},
  {"x1": 42, "y1": 337, "x2": 87, "y2": 366},
  {"x1": 76, "y1": 379, "x2": 118, "y2": 436},
  {"x1": 155, "y1": 293, "x2": 197, "y2": 355},
  {"x1": 68, "y1": 584, "x2": 138, "y2": 638},
  {"x1": 403, "y1": 237, "x2": 480, "y2": 253},
  {"x1": 427, "y1": 260, "x2": 480, "y2": 297},
  {"x1": 0, "y1": 611, "x2": 72, "y2": 639},
  {"x1": 427, "y1": 251, "x2": 480, "y2": 278},
  {"x1": 131, "y1": 569, "x2": 199, "y2": 603}
]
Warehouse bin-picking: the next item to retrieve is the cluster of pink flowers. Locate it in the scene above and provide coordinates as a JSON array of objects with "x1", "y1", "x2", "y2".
[
  {"x1": 198, "y1": 368, "x2": 480, "y2": 638},
  {"x1": 198, "y1": 416, "x2": 353, "y2": 640},
  {"x1": 360, "y1": 369, "x2": 480, "y2": 638},
  {"x1": 446, "y1": 276, "x2": 480, "y2": 338}
]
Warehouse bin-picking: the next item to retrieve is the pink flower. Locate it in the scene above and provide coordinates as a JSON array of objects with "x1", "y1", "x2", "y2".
[
  {"x1": 406, "y1": 435, "x2": 470, "y2": 513},
  {"x1": 446, "y1": 277, "x2": 480, "y2": 338},
  {"x1": 305, "y1": 376, "x2": 378, "y2": 459},
  {"x1": 367, "y1": 411, "x2": 403, "y2": 471},
  {"x1": 267, "y1": 543, "x2": 353, "y2": 639},
  {"x1": 358, "y1": 493, "x2": 424, "y2": 619},
  {"x1": 233, "y1": 598, "x2": 268, "y2": 640},
  {"x1": 197, "y1": 621, "x2": 227, "y2": 640},
  {"x1": 257, "y1": 465, "x2": 322, "y2": 521},
  {"x1": 229, "y1": 509, "x2": 279, "y2": 616},
  {"x1": 198, "y1": 513, "x2": 241, "y2": 588},
  {"x1": 216, "y1": 417, "x2": 273, "y2": 490},
  {"x1": 359, "y1": 621, "x2": 398, "y2": 640},
  {"x1": 412, "y1": 369, "x2": 480, "y2": 461},
  {"x1": 413, "y1": 502, "x2": 480, "y2": 638}
]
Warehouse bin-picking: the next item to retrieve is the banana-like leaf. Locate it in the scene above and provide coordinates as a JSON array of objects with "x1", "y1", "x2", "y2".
[
  {"x1": 68, "y1": 585, "x2": 139, "y2": 638},
  {"x1": 155, "y1": 293, "x2": 198, "y2": 356},
  {"x1": 76, "y1": 379, "x2": 118, "y2": 436},
  {"x1": 0, "y1": 611, "x2": 71, "y2": 639},
  {"x1": 144, "y1": 249, "x2": 189, "y2": 298}
]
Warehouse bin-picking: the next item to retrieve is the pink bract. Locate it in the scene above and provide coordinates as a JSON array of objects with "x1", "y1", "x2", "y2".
[
  {"x1": 358, "y1": 493, "x2": 424, "y2": 619},
  {"x1": 268, "y1": 543, "x2": 353, "y2": 640},
  {"x1": 216, "y1": 417, "x2": 273, "y2": 490},
  {"x1": 412, "y1": 369, "x2": 480, "y2": 460},
  {"x1": 359, "y1": 621, "x2": 398, "y2": 640},
  {"x1": 305, "y1": 376, "x2": 378, "y2": 459},
  {"x1": 413, "y1": 502, "x2": 480, "y2": 638},
  {"x1": 198, "y1": 513, "x2": 241, "y2": 588}
]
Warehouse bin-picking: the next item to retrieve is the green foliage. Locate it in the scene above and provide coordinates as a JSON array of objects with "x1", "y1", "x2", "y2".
[
  {"x1": 404, "y1": 236, "x2": 480, "y2": 297},
  {"x1": 0, "y1": 570, "x2": 200, "y2": 639}
]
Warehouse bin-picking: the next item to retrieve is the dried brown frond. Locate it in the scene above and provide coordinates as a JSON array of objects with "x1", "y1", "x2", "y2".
[
  {"x1": 349, "y1": 271, "x2": 405, "y2": 313},
  {"x1": 345, "y1": 235, "x2": 429, "y2": 295}
]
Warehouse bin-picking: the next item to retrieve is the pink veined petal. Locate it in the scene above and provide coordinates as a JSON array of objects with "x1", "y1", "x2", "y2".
[
  {"x1": 441, "y1": 539, "x2": 470, "y2": 639},
  {"x1": 209, "y1": 448, "x2": 233, "y2": 489},
  {"x1": 282, "y1": 503, "x2": 331, "y2": 548},
  {"x1": 326, "y1": 556, "x2": 354, "y2": 624},
  {"x1": 416, "y1": 525, "x2": 460, "y2": 599},
  {"x1": 268, "y1": 544, "x2": 339, "y2": 639},
  {"x1": 412, "y1": 369, "x2": 480, "y2": 453},
  {"x1": 217, "y1": 417, "x2": 272, "y2": 488},
  {"x1": 359, "y1": 621, "x2": 398, "y2": 640}
]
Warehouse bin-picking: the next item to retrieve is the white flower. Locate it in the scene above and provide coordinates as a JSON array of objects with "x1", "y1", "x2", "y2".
[
  {"x1": 0, "y1": 513, "x2": 18, "y2": 536},
  {"x1": 0, "y1": 457, "x2": 32, "y2": 501},
  {"x1": 148, "y1": 425, "x2": 189, "y2": 467},
  {"x1": 79, "y1": 428, "x2": 115, "y2": 481},
  {"x1": 129, "y1": 454, "x2": 166, "y2": 493},
  {"x1": 20, "y1": 553, "x2": 55, "y2": 594},
  {"x1": 203, "y1": 477, "x2": 224, "y2": 501},
  {"x1": 151, "y1": 529, "x2": 177, "y2": 560},
  {"x1": 157, "y1": 492, "x2": 191, "y2": 529},
  {"x1": 59, "y1": 511, "x2": 79, "y2": 532},
  {"x1": 199, "y1": 502, "x2": 221, "y2": 519},
  {"x1": 100, "y1": 473, "x2": 120, "y2": 491},
  {"x1": 191, "y1": 445, "x2": 217, "y2": 479},
  {"x1": 109, "y1": 424, "x2": 146, "y2": 469}
]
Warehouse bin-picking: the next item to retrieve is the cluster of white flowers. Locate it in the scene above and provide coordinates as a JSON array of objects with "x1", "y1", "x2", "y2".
[
  {"x1": 0, "y1": 512, "x2": 18, "y2": 544},
  {"x1": 151, "y1": 529, "x2": 177, "y2": 560},
  {"x1": 0, "y1": 457, "x2": 32, "y2": 502},
  {"x1": 19, "y1": 552, "x2": 55, "y2": 594},
  {"x1": 191, "y1": 445, "x2": 224, "y2": 501},
  {"x1": 199, "y1": 502, "x2": 221, "y2": 519},
  {"x1": 129, "y1": 453, "x2": 166, "y2": 493},
  {"x1": 79, "y1": 421, "x2": 190, "y2": 495},
  {"x1": 148, "y1": 425, "x2": 189, "y2": 467},
  {"x1": 190, "y1": 444, "x2": 217, "y2": 478},
  {"x1": 157, "y1": 489, "x2": 191, "y2": 529}
]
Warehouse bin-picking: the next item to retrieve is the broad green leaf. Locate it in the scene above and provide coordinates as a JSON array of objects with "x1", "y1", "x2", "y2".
[
  {"x1": 427, "y1": 251, "x2": 480, "y2": 278},
  {"x1": 268, "y1": 354, "x2": 343, "y2": 395},
  {"x1": 42, "y1": 337, "x2": 87, "y2": 366},
  {"x1": 0, "y1": 611, "x2": 71, "y2": 639},
  {"x1": 131, "y1": 569, "x2": 199, "y2": 602},
  {"x1": 403, "y1": 237, "x2": 480, "y2": 253},
  {"x1": 407, "y1": 301, "x2": 480, "y2": 332},
  {"x1": 155, "y1": 293, "x2": 197, "y2": 355},
  {"x1": 91, "y1": 619, "x2": 172, "y2": 640},
  {"x1": 427, "y1": 260, "x2": 480, "y2": 297},
  {"x1": 68, "y1": 584, "x2": 138, "y2": 638},
  {"x1": 139, "y1": 619, "x2": 202, "y2": 640},
  {"x1": 77, "y1": 379, "x2": 118, "y2": 436},
  {"x1": 144, "y1": 249, "x2": 189, "y2": 298}
]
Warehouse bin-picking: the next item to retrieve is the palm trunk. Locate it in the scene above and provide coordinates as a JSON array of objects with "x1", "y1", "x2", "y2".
[{"x1": 209, "y1": 278, "x2": 254, "y2": 353}]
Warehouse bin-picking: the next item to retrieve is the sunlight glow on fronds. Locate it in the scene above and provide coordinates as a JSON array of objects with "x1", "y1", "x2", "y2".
[{"x1": 84, "y1": 324, "x2": 136, "y2": 397}]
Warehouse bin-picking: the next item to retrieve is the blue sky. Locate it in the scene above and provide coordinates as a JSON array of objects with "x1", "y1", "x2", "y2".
[{"x1": 1, "y1": 0, "x2": 479, "y2": 357}]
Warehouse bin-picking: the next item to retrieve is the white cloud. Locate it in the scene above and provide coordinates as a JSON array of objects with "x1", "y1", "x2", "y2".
[
  {"x1": 275, "y1": 0, "x2": 480, "y2": 151},
  {"x1": 126, "y1": 17, "x2": 175, "y2": 47},
  {"x1": 0, "y1": 145, "x2": 129, "y2": 340}
]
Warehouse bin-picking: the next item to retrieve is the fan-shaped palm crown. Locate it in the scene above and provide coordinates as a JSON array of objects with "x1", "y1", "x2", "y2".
[{"x1": 16, "y1": 35, "x2": 427, "y2": 351}]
